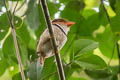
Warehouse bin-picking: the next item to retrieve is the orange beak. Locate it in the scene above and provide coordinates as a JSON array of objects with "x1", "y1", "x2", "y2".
[{"x1": 65, "y1": 22, "x2": 75, "y2": 27}]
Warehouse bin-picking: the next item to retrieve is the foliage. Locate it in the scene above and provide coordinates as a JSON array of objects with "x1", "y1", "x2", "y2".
[{"x1": 0, "y1": 0, "x2": 120, "y2": 80}]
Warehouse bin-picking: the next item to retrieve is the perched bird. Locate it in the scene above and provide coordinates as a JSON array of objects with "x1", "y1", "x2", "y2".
[{"x1": 37, "y1": 19, "x2": 75, "y2": 65}]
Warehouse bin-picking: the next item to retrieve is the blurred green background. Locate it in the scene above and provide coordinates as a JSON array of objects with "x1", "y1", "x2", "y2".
[{"x1": 0, "y1": 0, "x2": 120, "y2": 80}]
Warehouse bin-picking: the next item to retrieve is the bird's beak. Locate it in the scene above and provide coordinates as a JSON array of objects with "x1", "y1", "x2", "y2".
[{"x1": 65, "y1": 22, "x2": 75, "y2": 27}]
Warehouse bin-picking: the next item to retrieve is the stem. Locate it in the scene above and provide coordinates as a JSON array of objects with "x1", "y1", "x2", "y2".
[
  {"x1": 15, "y1": 0, "x2": 26, "y2": 12},
  {"x1": 100, "y1": 0, "x2": 115, "y2": 65},
  {"x1": 100, "y1": 1, "x2": 120, "y2": 78},
  {"x1": 116, "y1": 42, "x2": 120, "y2": 74},
  {"x1": 12, "y1": 1, "x2": 19, "y2": 19},
  {"x1": 4, "y1": 0, "x2": 26, "y2": 80},
  {"x1": 40, "y1": 0, "x2": 65, "y2": 80},
  {"x1": 100, "y1": 0, "x2": 110, "y2": 23}
]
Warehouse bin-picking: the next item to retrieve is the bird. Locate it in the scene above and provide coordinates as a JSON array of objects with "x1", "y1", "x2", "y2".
[{"x1": 37, "y1": 18, "x2": 75, "y2": 65}]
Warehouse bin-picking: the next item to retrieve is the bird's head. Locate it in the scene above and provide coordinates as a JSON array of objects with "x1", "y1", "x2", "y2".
[{"x1": 52, "y1": 19, "x2": 75, "y2": 27}]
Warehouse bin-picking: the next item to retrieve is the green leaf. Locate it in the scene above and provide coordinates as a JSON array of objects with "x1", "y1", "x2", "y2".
[
  {"x1": 82, "y1": 9, "x2": 97, "y2": 19},
  {"x1": 74, "y1": 54, "x2": 107, "y2": 69},
  {"x1": 79, "y1": 13, "x2": 100, "y2": 36},
  {"x1": 110, "y1": 66, "x2": 119, "y2": 75},
  {"x1": 0, "y1": 0, "x2": 4, "y2": 11},
  {"x1": 71, "y1": 62, "x2": 82, "y2": 73},
  {"x1": 28, "y1": 48, "x2": 37, "y2": 61},
  {"x1": 0, "y1": 59, "x2": 8, "y2": 76},
  {"x1": 96, "y1": 26, "x2": 118, "y2": 59},
  {"x1": 12, "y1": 72, "x2": 22, "y2": 80},
  {"x1": 16, "y1": 22, "x2": 31, "y2": 45},
  {"x1": 0, "y1": 48, "x2": 4, "y2": 58},
  {"x1": 17, "y1": 37, "x2": 28, "y2": 66},
  {"x1": 60, "y1": 0, "x2": 72, "y2": 3},
  {"x1": 27, "y1": 58, "x2": 43, "y2": 80},
  {"x1": 69, "y1": 77, "x2": 87, "y2": 80},
  {"x1": 110, "y1": 1, "x2": 120, "y2": 33},
  {"x1": 109, "y1": 0, "x2": 117, "y2": 12},
  {"x1": 65, "y1": 0, "x2": 85, "y2": 11},
  {"x1": 13, "y1": 16, "x2": 22, "y2": 28},
  {"x1": 25, "y1": 0, "x2": 40, "y2": 30},
  {"x1": 35, "y1": 4, "x2": 46, "y2": 38},
  {"x1": 65, "y1": 66, "x2": 74, "y2": 80},
  {"x1": 73, "y1": 39, "x2": 98, "y2": 56},
  {"x1": 0, "y1": 13, "x2": 10, "y2": 40},
  {"x1": 9, "y1": 0, "x2": 22, "y2": 1},
  {"x1": 2, "y1": 34, "x2": 16, "y2": 62},
  {"x1": 111, "y1": 15, "x2": 120, "y2": 32},
  {"x1": 41, "y1": 57, "x2": 56, "y2": 79},
  {"x1": 99, "y1": 4, "x2": 109, "y2": 26},
  {"x1": 0, "y1": 13, "x2": 24, "y2": 41},
  {"x1": 111, "y1": 75, "x2": 118, "y2": 80},
  {"x1": 115, "y1": 1, "x2": 120, "y2": 14},
  {"x1": 47, "y1": 2, "x2": 59, "y2": 18},
  {"x1": 84, "y1": 0, "x2": 100, "y2": 9},
  {"x1": 85, "y1": 69, "x2": 112, "y2": 79},
  {"x1": 2, "y1": 34, "x2": 28, "y2": 66},
  {"x1": 60, "y1": 0, "x2": 84, "y2": 22},
  {"x1": 8, "y1": 64, "x2": 19, "y2": 77},
  {"x1": 61, "y1": 33, "x2": 76, "y2": 58},
  {"x1": 61, "y1": 0, "x2": 84, "y2": 19}
]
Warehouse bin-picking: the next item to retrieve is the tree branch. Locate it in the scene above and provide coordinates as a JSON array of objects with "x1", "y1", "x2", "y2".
[
  {"x1": 4, "y1": 0, "x2": 26, "y2": 80},
  {"x1": 100, "y1": 0, "x2": 110, "y2": 23},
  {"x1": 40, "y1": 0, "x2": 65, "y2": 80},
  {"x1": 100, "y1": 0, "x2": 120, "y2": 78},
  {"x1": 15, "y1": 0, "x2": 26, "y2": 13},
  {"x1": 12, "y1": 1, "x2": 19, "y2": 19},
  {"x1": 116, "y1": 42, "x2": 120, "y2": 75}
]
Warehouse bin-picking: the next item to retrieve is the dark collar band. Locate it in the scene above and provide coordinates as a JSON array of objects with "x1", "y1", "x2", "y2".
[{"x1": 53, "y1": 24, "x2": 67, "y2": 37}]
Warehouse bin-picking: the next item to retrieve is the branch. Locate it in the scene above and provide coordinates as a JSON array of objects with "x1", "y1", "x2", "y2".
[
  {"x1": 3, "y1": 0, "x2": 26, "y2": 80},
  {"x1": 100, "y1": 0, "x2": 110, "y2": 23},
  {"x1": 15, "y1": 0, "x2": 26, "y2": 12},
  {"x1": 100, "y1": 0, "x2": 120, "y2": 78},
  {"x1": 116, "y1": 42, "x2": 120, "y2": 75},
  {"x1": 40, "y1": 0, "x2": 65, "y2": 80},
  {"x1": 12, "y1": 1, "x2": 19, "y2": 19},
  {"x1": 100, "y1": 0, "x2": 114, "y2": 65}
]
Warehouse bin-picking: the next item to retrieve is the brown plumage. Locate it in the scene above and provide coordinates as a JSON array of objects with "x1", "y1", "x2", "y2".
[{"x1": 37, "y1": 19, "x2": 75, "y2": 65}]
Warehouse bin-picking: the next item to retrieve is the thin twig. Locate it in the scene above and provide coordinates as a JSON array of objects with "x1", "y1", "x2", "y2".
[
  {"x1": 40, "y1": 0, "x2": 65, "y2": 80},
  {"x1": 12, "y1": 1, "x2": 18, "y2": 14},
  {"x1": 100, "y1": 0, "x2": 120, "y2": 78},
  {"x1": 100, "y1": 0, "x2": 110, "y2": 23},
  {"x1": 100, "y1": 0, "x2": 115, "y2": 65},
  {"x1": 12, "y1": 1, "x2": 19, "y2": 25},
  {"x1": 4, "y1": 0, "x2": 26, "y2": 80},
  {"x1": 116, "y1": 42, "x2": 120, "y2": 75},
  {"x1": 12, "y1": 1, "x2": 19, "y2": 18},
  {"x1": 15, "y1": 0, "x2": 27, "y2": 12}
]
